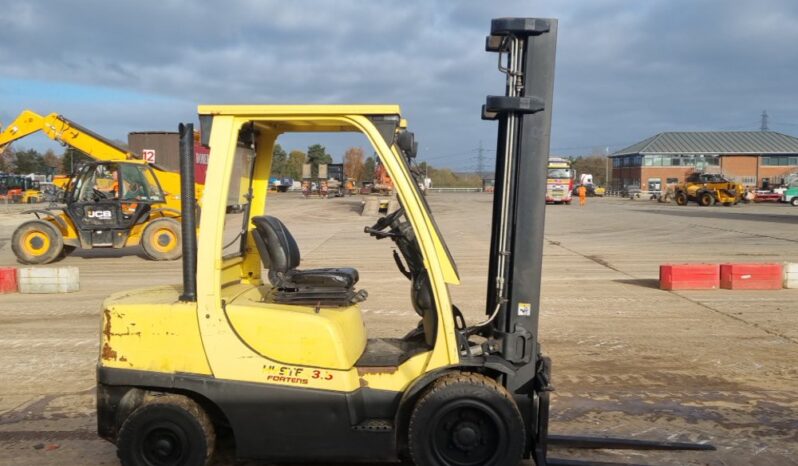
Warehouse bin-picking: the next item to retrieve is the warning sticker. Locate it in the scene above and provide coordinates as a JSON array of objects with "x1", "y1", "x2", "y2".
[{"x1": 517, "y1": 302, "x2": 532, "y2": 317}]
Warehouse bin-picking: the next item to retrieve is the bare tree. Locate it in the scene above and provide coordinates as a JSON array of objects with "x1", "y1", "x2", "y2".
[{"x1": 344, "y1": 147, "x2": 365, "y2": 181}]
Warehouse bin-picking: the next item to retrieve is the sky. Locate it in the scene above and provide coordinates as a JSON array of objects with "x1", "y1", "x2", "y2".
[{"x1": 2, "y1": 0, "x2": 798, "y2": 171}]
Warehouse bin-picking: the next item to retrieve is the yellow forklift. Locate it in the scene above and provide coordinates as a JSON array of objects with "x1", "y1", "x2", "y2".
[{"x1": 96, "y1": 18, "x2": 713, "y2": 466}]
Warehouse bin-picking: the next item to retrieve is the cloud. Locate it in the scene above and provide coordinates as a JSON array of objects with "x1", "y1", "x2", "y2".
[{"x1": 1, "y1": 0, "x2": 797, "y2": 166}]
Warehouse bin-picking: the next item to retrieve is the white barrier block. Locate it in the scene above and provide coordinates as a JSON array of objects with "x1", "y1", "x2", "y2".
[
  {"x1": 17, "y1": 267, "x2": 79, "y2": 294},
  {"x1": 784, "y1": 263, "x2": 798, "y2": 274},
  {"x1": 784, "y1": 279, "x2": 798, "y2": 289}
]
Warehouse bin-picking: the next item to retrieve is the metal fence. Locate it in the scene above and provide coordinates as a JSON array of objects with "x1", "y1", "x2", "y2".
[{"x1": 426, "y1": 187, "x2": 485, "y2": 193}]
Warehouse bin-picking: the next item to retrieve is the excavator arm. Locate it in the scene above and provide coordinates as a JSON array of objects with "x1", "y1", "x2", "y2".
[{"x1": 0, "y1": 110, "x2": 131, "y2": 160}]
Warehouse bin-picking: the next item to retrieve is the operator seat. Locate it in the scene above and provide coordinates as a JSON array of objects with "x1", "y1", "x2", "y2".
[{"x1": 251, "y1": 216, "x2": 367, "y2": 306}]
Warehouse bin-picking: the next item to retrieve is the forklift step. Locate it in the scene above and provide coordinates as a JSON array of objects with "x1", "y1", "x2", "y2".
[{"x1": 352, "y1": 419, "x2": 393, "y2": 432}]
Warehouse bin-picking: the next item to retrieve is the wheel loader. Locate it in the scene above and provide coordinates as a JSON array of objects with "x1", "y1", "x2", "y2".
[
  {"x1": 0, "y1": 110, "x2": 204, "y2": 263},
  {"x1": 96, "y1": 18, "x2": 713, "y2": 466},
  {"x1": 674, "y1": 172, "x2": 744, "y2": 206}
]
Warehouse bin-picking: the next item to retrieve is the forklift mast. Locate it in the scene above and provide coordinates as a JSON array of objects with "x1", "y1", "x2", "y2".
[{"x1": 483, "y1": 18, "x2": 558, "y2": 393}]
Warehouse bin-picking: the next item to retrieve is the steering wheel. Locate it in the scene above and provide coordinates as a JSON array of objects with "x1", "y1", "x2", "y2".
[
  {"x1": 93, "y1": 188, "x2": 110, "y2": 201},
  {"x1": 364, "y1": 207, "x2": 405, "y2": 239}
]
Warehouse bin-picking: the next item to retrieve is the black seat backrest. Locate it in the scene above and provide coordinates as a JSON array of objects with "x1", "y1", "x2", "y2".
[
  {"x1": 412, "y1": 271, "x2": 437, "y2": 347},
  {"x1": 251, "y1": 216, "x2": 301, "y2": 273}
]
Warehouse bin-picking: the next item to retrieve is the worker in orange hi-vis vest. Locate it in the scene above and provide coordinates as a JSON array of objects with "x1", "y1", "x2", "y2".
[{"x1": 578, "y1": 185, "x2": 587, "y2": 206}]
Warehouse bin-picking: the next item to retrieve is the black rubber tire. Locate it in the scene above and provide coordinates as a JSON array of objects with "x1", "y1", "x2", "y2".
[
  {"x1": 11, "y1": 220, "x2": 64, "y2": 264},
  {"x1": 698, "y1": 192, "x2": 713, "y2": 207},
  {"x1": 791, "y1": 197, "x2": 798, "y2": 207},
  {"x1": 675, "y1": 192, "x2": 688, "y2": 206},
  {"x1": 408, "y1": 372, "x2": 525, "y2": 466},
  {"x1": 116, "y1": 394, "x2": 215, "y2": 466},
  {"x1": 61, "y1": 245, "x2": 77, "y2": 258},
  {"x1": 142, "y1": 218, "x2": 182, "y2": 261}
]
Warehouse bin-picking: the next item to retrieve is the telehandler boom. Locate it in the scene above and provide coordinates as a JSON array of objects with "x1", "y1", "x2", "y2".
[{"x1": 0, "y1": 110, "x2": 203, "y2": 263}]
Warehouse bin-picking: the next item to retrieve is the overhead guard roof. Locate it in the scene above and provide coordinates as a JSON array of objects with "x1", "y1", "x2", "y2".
[{"x1": 197, "y1": 105, "x2": 402, "y2": 133}]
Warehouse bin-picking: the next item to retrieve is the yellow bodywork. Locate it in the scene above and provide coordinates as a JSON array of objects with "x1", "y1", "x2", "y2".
[
  {"x1": 100, "y1": 105, "x2": 463, "y2": 395},
  {"x1": 224, "y1": 285, "x2": 367, "y2": 370},
  {"x1": 101, "y1": 285, "x2": 211, "y2": 375}
]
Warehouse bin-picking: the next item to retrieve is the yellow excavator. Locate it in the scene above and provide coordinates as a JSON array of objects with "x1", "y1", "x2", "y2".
[{"x1": 0, "y1": 110, "x2": 203, "y2": 263}]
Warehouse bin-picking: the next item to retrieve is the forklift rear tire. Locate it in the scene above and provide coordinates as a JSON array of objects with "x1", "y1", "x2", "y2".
[
  {"x1": 675, "y1": 192, "x2": 688, "y2": 206},
  {"x1": 142, "y1": 218, "x2": 182, "y2": 261},
  {"x1": 116, "y1": 394, "x2": 215, "y2": 466},
  {"x1": 11, "y1": 220, "x2": 64, "y2": 264},
  {"x1": 408, "y1": 372, "x2": 525, "y2": 466}
]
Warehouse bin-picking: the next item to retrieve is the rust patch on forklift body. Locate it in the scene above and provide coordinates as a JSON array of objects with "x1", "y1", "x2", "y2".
[
  {"x1": 103, "y1": 308, "x2": 112, "y2": 340},
  {"x1": 101, "y1": 342, "x2": 118, "y2": 361},
  {"x1": 357, "y1": 366, "x2": 399, "y2": 376}
]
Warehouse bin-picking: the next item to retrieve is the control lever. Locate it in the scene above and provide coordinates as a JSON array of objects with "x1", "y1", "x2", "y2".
[{"x1": 363, "y1": 226, "x2": 401, "y2": 239}]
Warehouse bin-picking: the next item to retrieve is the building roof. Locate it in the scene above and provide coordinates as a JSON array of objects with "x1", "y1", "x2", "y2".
[{"x1": 612, "y1": 131, "x2": 798, "y2": 156}]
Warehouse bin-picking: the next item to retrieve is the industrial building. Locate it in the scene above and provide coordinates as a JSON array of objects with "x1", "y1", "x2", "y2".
[{"x1": 610, "y1": 131, "x2": 798, "y2": 191}]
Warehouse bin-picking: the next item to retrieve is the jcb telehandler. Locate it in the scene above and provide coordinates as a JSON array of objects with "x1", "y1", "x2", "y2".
[
  {"x1": 0, "y1": 110, "x2": 204, "y2": 263},
  {"x1": 96, "y1": 18, "x2": 713, "y2": 466},
  {"x1": 674, "y1": 172, "x2": 744, "y2": 206}
]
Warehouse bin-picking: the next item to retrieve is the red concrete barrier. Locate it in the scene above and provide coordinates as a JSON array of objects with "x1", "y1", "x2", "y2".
[
  {"x1": 0, "y1": 267, "x2": 18, "y2": 293},
  {"x1": 720, "y1": 263, "x2": 783, "y2": 290},
  {"x1": 659, "y1": 264, "x2": 720, "y2": 290}
]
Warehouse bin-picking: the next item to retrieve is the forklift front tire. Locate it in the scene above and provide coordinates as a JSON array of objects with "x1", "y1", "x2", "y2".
[
  {"x1": 142, "y1": 218, "x2": 183, "y2": 261},
  {"x1": 12, "y1": 220, "x2": 64, "y2": 264},
  {"x1": 116, "y1": 394, "x2": 215, "y2": 466},
  {"x1": 408, "y1": 372, "x2": 525, "y2": 466}
]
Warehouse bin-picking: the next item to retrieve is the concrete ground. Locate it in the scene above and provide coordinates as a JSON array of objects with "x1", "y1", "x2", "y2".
[{"x1": 0, "y1": 194, "x2": 796, "y2": 466}]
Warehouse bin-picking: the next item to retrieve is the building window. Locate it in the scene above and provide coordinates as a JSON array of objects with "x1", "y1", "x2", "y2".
[
  {"x1": 762, "y1": 155, "x2": 798, "y2": 166},
  {"x1": 648, "y1": 178, "x2": 662, "y2": 191},
  {"x1": 666, "y1": 177, "x2": 679, "y2": 184}
]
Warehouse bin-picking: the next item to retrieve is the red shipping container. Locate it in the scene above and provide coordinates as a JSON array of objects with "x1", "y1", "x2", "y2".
[
  {"x1": 720, "y1": 263, "x2": 783, "y2": 290},
  {"x1": 0, "y1": 267, "x2": 17, "y2": 293},
  {"x1": 660, "y1": 264, "x2": 720, "y2": 290}
]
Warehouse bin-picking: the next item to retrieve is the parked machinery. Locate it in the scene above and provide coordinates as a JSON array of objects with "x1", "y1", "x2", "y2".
[
  {"x1": 0, "y1": 174, "x2": 42, "y2": 203},
  {"x1": 0, "y1": 110, "x2": 204, "y2": 263},
  {"x1": 674, "y1": 172, "x2": 744, "y2": 206}
]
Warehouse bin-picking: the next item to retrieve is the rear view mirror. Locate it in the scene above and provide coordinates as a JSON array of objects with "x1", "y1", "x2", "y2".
[{"x1": 397, "y1": 130, "x2": 417, "y2": 158}]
